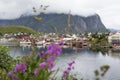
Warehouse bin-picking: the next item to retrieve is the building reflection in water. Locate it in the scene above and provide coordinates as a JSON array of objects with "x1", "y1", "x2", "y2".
[{"x1": 108, "y1": 49, "x2": 120, "y2": 59}]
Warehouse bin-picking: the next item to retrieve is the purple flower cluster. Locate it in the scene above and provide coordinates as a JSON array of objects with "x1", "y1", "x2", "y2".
[
  {"x1": 48, "y1": 61, "x2": 55, "y2": 70},
  {"x1": 7, "y1": 63, "x2": 26, "y2": 80},
  {"x1": 59, "y1": 41, "x2": 64, "y2": 45},
  {"x1": 68, "y1": 61, "x2": 75, "y2": 67},
  {"x1": 12, "y1": 76, "x2": 17, "y2": 80},
  {"x1": 8, "y1": 43, "x2": 63, "y2": 79},
  {"x1": 38, "y1": 43, "x2": 62, "y2": 71},
  {"x1": 62, "y1": 61, "x2": 75, "y2": 78},
  {"x1": 46, "y1": 43, "x2": 62, "y2": 56},
  {"x1": 8, "y1": 71, "x2": 17, "y2": 80},
  {"x1": 39, "y1": 62, "x2": 46, "y2": 68},
  {"x1": 34, "y1": 68, "x2": 38, "y2": 76},
  {"x1": 8, "y1": 71, "x2": 13, "y2": 77},
  {"x1": 38, "y1": 56, "x2": 55, "y2": 70},
  {"x1": 46, "y1": 56, "x2": 55, "y2": 62},
  {"x1": 14, "y1": 63, "x2": 27, "y2": 73},
  {"x1": 39, "y1": 51, "x2": 45, "y2": 58}
]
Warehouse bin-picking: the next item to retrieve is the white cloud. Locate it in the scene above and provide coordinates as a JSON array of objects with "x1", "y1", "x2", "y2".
[{"x1": 0, "y1": 0, "x2": 120, "y2": 29}]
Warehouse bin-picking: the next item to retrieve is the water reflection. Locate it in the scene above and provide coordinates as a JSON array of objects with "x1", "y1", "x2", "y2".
[
  {"x1": 108, "y1": 49, "x2": 120, "y2": 59},
  {"x1": 55, "y1": 49, "x2": 120, "y2": 80},
  {"x1": 89, "y1": 46, "x2": 120, "y2": 59},
  {"x1": 9, "y1": 46, "x2": 32, "y2": 57},
  {"x1": 8, "y1": 46, "x2": 120, "y2": 80}
]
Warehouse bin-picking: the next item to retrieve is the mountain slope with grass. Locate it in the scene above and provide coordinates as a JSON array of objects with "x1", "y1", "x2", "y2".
[{"x1": 0, "y1": 26, "x2": 38, "y2": 35}]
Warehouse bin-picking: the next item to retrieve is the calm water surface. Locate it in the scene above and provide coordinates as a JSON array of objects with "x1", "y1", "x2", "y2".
[{"x1": 9, "y1": 46, "x2": 120, "y2": 80}]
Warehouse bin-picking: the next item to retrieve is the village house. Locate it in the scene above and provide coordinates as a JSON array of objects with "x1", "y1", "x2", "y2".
[{"x1": 108, "y1": 32, "x2": 120, "y2": 48}]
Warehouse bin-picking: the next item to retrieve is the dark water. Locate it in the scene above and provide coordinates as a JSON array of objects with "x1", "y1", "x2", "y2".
[{"x1": 9, "y1": 46, "x2": 120, "y2": 80}]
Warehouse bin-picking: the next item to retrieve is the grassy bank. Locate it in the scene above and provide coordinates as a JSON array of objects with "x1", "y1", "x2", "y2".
[{"x1": 0, "y1": 26, "x2": 38, "y2": 35}]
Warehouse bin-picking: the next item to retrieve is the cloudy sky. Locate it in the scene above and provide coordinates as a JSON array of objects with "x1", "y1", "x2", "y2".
[{"x1": 0, "y1": 0, "x2": 120, "y2": 29}]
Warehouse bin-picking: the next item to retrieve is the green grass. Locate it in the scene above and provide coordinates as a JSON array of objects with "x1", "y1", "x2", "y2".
[{"x1": 0, "y1": 25, "x2": 38, "y2": 35}]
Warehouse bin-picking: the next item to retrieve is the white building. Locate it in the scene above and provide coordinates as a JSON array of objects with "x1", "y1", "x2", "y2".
[{"x1": 108, "y1": 32, "x2": 120, "y2": 47}]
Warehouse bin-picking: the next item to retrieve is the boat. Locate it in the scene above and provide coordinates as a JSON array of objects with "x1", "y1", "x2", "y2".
[{"x1": 20, "y1": 40, "x2": 31, "y2": 46}]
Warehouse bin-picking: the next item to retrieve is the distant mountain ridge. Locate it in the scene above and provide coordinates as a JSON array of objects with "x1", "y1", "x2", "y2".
[
  {"x1": 0, "y1": 13, "x2": 107, "y2": 33},
  {"x1": 108, "y1": 28, "x2": 120, "y2": 32}
]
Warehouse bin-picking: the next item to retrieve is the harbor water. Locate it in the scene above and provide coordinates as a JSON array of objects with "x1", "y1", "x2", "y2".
[{"x1": 9, "y1": 46, "x2": 120, "y2": 80}]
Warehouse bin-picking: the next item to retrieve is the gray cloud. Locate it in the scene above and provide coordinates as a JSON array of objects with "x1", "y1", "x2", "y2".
[{"x1": 0, "y1": 0, "x2": 120, "y2": 29}]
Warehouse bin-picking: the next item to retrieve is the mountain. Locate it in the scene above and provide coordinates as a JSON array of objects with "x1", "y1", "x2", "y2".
[{"x1": 0, "y1": 13, "x2": 107, "y2": 33}]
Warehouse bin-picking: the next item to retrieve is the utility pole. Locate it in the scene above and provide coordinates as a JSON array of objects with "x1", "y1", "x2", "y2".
[
  {"x1": 67, "y1": 11, "x2": 71, "y2": 34},
  {"x1": 54, "y1": 27, "x2": 58, "y2": 34}
]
